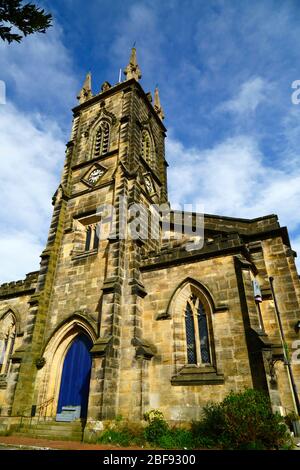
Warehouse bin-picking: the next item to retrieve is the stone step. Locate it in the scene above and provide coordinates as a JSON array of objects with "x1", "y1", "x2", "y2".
[
  {"x1": 18, "y1": 426, "x2": 83, "y2": 432},
  {"x1": 32, "y1": 423, "x2": 83, "y2": 429},
  {"x1": 25, "y1": 428, "x2": 83, "y2": 436},
  {"x1": 14, "y1": 420, "x2": 85, "y2": 441},
  {"x1": 13, "y1": 431, "x2": 83, "y2": 442},
  {"x1": 19, "y1": 420, "x2": 83, "y2": 428},
  {"x1": 15, "y1": 427, "x2": 83, "y2": 437}
]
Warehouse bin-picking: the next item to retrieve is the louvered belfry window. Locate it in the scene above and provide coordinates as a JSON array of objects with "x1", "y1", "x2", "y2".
[
  {"x1": 94, "y1": 121, "x2": 110, "y2": 157},
  {"x1": 184, "y1": 294, "x2": 211, "y2": 365},
  {"x1": 142, "y1": 130, "x2": 151, "y2": 163}
]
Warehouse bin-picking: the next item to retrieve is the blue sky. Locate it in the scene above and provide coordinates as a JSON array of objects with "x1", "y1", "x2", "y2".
[{"x1": 1, "y1": 0, "x2": 300, "y2": 281}]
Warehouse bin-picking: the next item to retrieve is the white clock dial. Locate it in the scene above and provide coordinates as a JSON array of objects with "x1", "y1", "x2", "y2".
[{"x1": 88, "y1": 168, "x2": 104, "y2": 184}]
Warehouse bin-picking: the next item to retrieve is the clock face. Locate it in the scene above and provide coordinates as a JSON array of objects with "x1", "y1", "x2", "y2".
[{"x1": 88, "y1": 168, "x2": 104, "y2": 185}]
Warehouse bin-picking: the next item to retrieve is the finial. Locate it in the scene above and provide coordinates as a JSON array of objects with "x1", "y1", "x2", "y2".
[
  {"x1": 124, "y1": 47, "x2": 142, "y2": 82},
  {"x1": 77, "y1": 72, "x2": 92, "y2": 104},
  {"x1": 154, "y1": 86, "x2": 165, "y2": 120}
]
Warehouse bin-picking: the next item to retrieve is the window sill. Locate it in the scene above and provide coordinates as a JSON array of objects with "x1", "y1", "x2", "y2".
[
  {"x1": 171, "y1": 364, "x2": 224, "y2": 386},
  {"x1": 71, "y1": 248, "x2": 98, "y2": 261}
]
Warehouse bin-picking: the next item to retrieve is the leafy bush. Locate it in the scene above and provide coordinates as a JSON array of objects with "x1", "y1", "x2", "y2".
[
  {"x1": 98, "y1": 428, "x2": 133, "y2": 447},
  {"x1": 98, "y1": 418, "x2": 145, "y2": 447},
  {"x1": 143, "y1": 409, "x2": 195, "y2": 449},
  {"x1": 97, "y1": 391, "x2": 293, "y2": 449},
  {"x1": 192, "y1": 389, "x2": 292, "y2": 450},
  {"x1": 143, "y1": 410, "x2": 169, "y2": 445},
  {"x1": 158, "y1": 427, "x2": 195, "y2": 449},
  {"x1": 284, "y1": 411, "x2": 299, "y2": 430},
  {"x1": 144, "y1": 409, "x2": 164, "y2": 422}
]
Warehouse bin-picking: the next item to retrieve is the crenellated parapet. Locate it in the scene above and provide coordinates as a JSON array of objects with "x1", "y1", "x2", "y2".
[{"x1": 0, "y1": 272, "x2": 38, "y2": 299}]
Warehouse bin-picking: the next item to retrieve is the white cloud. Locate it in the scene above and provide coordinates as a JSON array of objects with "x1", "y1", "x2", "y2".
[
  {"x1": 167, "y1": 134, "x2": 300, "y2": 262},
  {"x1": 0, "y1": 25, "x2": 78, "y2": 117},
  {"x1": 168, "y1": 134, "x2": 262, "y2": 213},
  {"x1": 0, "y1": 231, "x2": 44, "y2": 283},
  {"x1": 0, "y1": 25, "x2": 77, "y2": 284},
  {"x1": 218, "y1": 77, "x2": 271, "y2": 115},
  {"x1": 109, "y1": 3, "x2": 164, "y2": 84},
  {"x1": 0, "y1": 103, "x2": 66, "y2": 283}
]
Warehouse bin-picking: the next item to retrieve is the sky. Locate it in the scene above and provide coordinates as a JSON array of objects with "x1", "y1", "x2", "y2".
[{"x1": 1, "y1": 0, "x2": 300, "y2": 282}]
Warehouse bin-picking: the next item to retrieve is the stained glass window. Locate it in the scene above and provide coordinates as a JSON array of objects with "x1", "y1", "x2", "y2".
[
  {"x1": 197, "y1": 302, "x2": 211, "y2": 364},
  {"x1": 184, "y1": 294, "x2": 211, "y2": 365},
  {"x1": 185, "y1": 302, "x2": 197, "y2": 364}
]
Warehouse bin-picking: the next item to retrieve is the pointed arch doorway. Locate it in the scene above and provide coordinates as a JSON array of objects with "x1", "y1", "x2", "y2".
[{"x1": 57, "y1": 333, "x2": 92, "y2": 419}]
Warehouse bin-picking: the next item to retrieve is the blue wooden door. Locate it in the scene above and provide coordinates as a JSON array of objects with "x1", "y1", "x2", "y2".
[{"x1": 57, "y1": 334, "x2": 92, "y2": 418}]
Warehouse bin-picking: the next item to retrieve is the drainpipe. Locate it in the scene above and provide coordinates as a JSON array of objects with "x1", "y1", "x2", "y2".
[{"x1": 269, "y1": 276, "x2": 300, "y2": 416}]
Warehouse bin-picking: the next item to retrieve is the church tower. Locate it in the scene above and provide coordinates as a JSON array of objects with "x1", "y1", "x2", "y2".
[
  {"x1": 1, "y1": 49, "x2": 299, "y2": 439},
  {"x1": 9, "y1": 49, "x2": 168, "y2": 421}
]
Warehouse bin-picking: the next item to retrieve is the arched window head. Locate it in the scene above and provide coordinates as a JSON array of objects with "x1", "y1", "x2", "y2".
[
  {"x1": 93, "y1": 121, "x2": 110, "y2": 158},
  {"x1": 141, "y1": 130, "x2": 153, "y2": 165},
  {"x1": 184, "y1": 294, "x2": 211, "y2": 365},
  {"x1": 0, "y1": 312, "x2": 16, "y2": 375},
  {"x1": 170, "y1": 280, "x2": 219, "y2": 384}
]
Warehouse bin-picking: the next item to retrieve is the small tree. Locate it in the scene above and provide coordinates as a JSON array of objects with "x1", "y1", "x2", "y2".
[
  {"x1": 0, "y1": 0, "x2": 52, "y2": 43},
  {"x1": 192, "y1": 389, "x2": 292, "y2": 449}
]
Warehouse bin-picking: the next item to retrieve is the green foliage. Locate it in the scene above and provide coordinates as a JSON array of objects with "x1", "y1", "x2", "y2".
[
  {"x1": 98, "y1": 419, "x2": 145, "y2": 447},
  {"x1": 0, "y1": 0, "x2": 52, "y2": 43},
  {"x1": 143, "y1": 410, "x2": 195, "y2": 449},
  {"x1": 98, "y1": 429, "x2": 134, "y2": 447},
  {"x1": 0, "y1": 428, "x2": 12, "y2": 437},
  {"x1": 143, "y1": 415, "x2": 169, "y2": 445},
  {"x1": 158, "y1": 427, "x2": 195, "y2": 449},
  {"x1": 284, "y1": 411, "x2": 300, "y2": 429},
  {"x1": 97, "y1": 392, "x2": 294, "y2": 449},
  {"x1": 192, "y1": 389, "x2": 292, "y2": 450},
  {"x1": 144, "y1": 409, "x2": 164, "y2": 422}
]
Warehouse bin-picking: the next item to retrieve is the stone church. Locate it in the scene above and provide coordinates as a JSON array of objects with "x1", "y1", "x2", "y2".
[{"x1": 0, "y1": 49, "x2": 300, "y2": 440}]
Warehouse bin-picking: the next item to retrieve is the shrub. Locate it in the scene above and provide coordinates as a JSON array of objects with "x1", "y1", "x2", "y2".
[
  {"x1": 143, "y1": 413, "x2": 169, "y2": 445},
  {"x1": 192, "y1": 389, "x2": 292, "y2": 450},
  {"x1": 98, "y1": 418, "x2": 145, "y2": 447},
  {"x1": 143, "y1": 410, "x2": 195, "y2": 449},
  {"x1": 98, "y1": 428, "x2": 133, "y2": 447},
  {"x1": 98, "y1": 391, "x2": 293, "y2": 450},
  {"x1": 158, "y1": 427, "x2": 195, "y2": 449},
  {"x1": 284, "y1": 411, "x2": 299, "y2": 430},
  {"x1": 144, "y1": 409, "x2": 164, "y2": 422}
]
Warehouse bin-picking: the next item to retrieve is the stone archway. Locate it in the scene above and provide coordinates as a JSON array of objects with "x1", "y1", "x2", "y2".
[
  {"x1": 57, "y1": 333, "x2": 92, "y2": 419},
  {"x1": 35, "y1": 317, "x2": 96, "y2": 418}
]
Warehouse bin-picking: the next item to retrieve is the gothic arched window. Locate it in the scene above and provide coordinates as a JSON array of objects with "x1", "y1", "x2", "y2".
[
  {"x1": 141, "y1": 130, "x2": 152, "y2": 165},
  {"x1": 0, "y1": 312, "x2": 16, "y2": 375},
  {"x1": 93, "y1": 121, "x2": 110, "y2": 158},
  {"x1": 184, "y1": 294, "x2": 211, "y2": 365}
]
